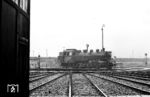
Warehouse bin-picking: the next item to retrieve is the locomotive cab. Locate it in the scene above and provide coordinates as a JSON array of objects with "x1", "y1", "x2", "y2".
[
  {"x1": 58, "y1": 49, "x2": 78, "y2": 66},
  {"x1": 63, "y1": 49, "x2": 77, "y2": 56}
]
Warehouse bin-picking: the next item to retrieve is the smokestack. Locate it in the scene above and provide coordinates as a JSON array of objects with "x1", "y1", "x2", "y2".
[{"x1": 86, "y1": 44, "x2": 89, "y2": 52}]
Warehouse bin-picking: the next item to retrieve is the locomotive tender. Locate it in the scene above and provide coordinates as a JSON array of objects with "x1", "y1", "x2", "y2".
[{"x1": 58, "y1": 48, "x2": 116, "y2": 69}]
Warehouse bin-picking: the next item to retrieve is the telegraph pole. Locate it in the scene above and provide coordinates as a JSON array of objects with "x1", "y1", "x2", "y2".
[
  {"x1": 101, "y1": 24, "x2": 105, "y2": 51},
  {"x1": 38, "y1": 55, "x2": 40, "y2": 69},
  {"x1": 145, "y1": 53, "x2": 148, "y2": 66}
]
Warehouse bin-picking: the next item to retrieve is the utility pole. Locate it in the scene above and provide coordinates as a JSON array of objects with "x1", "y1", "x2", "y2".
[
  {"x1": 101, "y1": 24, "x2": 105, "y2": 51},
  {"x1": 38, "y1": 55, "x2": 40, "y2": 69},
  {"x1": 145, "y1": 53, "x2": 148, "y2": 66}
]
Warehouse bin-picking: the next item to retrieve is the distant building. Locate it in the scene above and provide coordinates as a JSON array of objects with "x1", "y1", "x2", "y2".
[
  {"x1": 30, "y1": 60, "x2": 38, "y2": 68},
  {"x1": 30, "y1": 57, "x2": 38, "y2": 69},
  {"x1": 30, "y1": 57, "x2": 60, "y2": 69}
]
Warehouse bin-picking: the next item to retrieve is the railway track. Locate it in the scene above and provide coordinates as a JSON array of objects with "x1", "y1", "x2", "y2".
[
  {"x1": 94, "y1": 72, "x2": 150, "y2": 86},
  {"x1": 110, "y1": 73, "x2": 150, "y2": 81},
  {"x1": 29, "y1": 72, "x2": 58, "y2": 82},
  {"x1": 112, "y1": 70, "x2": 150, "y2": 79},
  {"x1": 29, "y1": 71, "x2": 49, "y2": 78},
  {"x1": 30, "y1": 72, "x2": 108, "y2": 97},
  {"x1": 71, "y1": 73, "x2": 107, "y2": 97},
  {"x1": 29, "y1": 73, "x2": 48, "y2": 78},
  {"x1": 29, "y1": 73, "x2": 67, "y2": 93},
  {"x1": 82, "y1": 74, "x2": 108, "y2": 97},
  {"x1": 30, "y1": 71, "x2": 150, "y2": 97},
  {"x1": 88, "y1": 73, "x2": 150, "y2": 95},
  {"x1": 104, "y1": 74, "x2": 150, "y2": 86}
]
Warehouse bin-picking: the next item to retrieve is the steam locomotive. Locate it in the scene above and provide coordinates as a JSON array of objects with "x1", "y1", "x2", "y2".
[
  {"x1": 58, "y1": 25, "x2": 116, "y2": 69},
  {"x1": 58, "y1": 47, "x2": 116, "y2": 69}
]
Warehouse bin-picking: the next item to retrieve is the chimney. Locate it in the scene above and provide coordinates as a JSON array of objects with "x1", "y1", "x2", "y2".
[{"x1": 86, "y1": 44, "x2": 89, "y2": 52}]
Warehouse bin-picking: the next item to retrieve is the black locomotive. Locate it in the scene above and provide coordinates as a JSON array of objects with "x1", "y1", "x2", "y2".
[
  {"x1": 58, "y1": 25, "x2": 116, "y2": 69},
  {"x1": 58, "y1": 47, "x2": 116, "y2": 69}
]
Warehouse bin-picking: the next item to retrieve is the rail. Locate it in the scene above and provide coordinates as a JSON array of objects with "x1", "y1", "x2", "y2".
[
  {"x1": 87, "y1": 73, "x2": 150, "y2": 95},
  {"x1": 83, "y1": 73, "x2": 108, "y2": 97},
  {"x1": 30, "y1": 73, "x2": 67, "y2": 94},
  {"x1": 68, "y1": 72, "x2": 73, "y2": 97}
]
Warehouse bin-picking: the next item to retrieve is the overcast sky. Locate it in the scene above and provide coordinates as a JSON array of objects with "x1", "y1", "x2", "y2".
[{"x1": 30, "y1": 0, "x2": 150, "y2": 58}]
